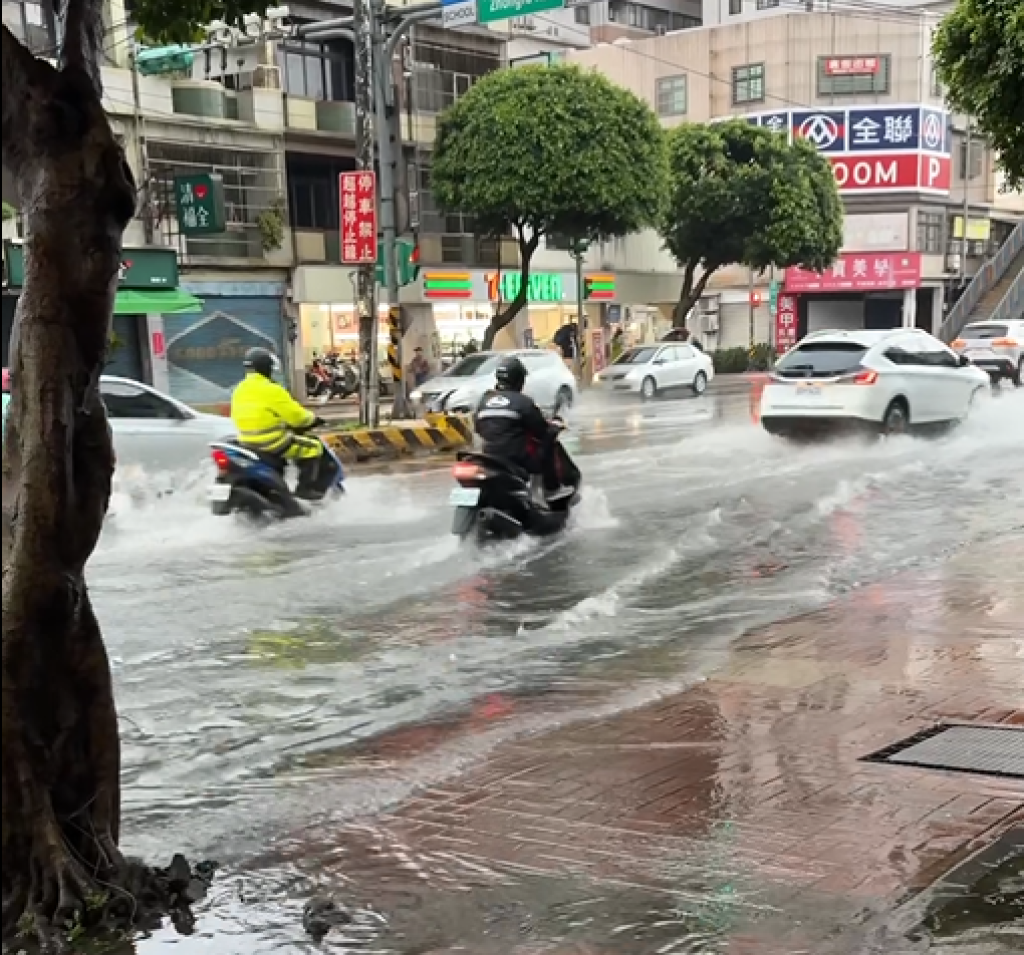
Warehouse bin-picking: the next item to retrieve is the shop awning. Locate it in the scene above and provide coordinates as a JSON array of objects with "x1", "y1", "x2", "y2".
[{"x1": 114, "y1": 289, "x2": 203, "y2": 315}]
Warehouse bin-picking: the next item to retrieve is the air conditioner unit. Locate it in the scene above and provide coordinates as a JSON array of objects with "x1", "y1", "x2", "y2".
[
  {"x1": 697, "y1": 295, "x2": 719, "y2": 314},
  {"x1": 701, "y1": 313, "x2": 719, "y2": 333},
  {"x1": 656, "y1": 25, "x2": 667, "y2": 35}
]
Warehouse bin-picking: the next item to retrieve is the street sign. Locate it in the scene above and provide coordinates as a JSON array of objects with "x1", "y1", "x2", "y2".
[
  {"x1": 339, "y1": 171, "x2": 377, "y2": 264},
  {"x1": 174, "y1": 174, "x2": 226, "y2": 235},
  {"x1": 477, "y1": 0, "x2": 563, "y2": 23},
  {"x1": 441, "y1": 0, "x2": 478, "y2": 27}
]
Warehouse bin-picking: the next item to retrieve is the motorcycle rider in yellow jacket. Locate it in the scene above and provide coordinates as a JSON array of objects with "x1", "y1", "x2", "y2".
[{"x1": 231, "y1": 347, "x2": 328, "y2": 500}]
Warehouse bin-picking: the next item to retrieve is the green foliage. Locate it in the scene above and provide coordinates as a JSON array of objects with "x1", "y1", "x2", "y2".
[
  {"x1": 660, "y1": 121, "x2": 843, "y2": 321},
  {"x1": 711, "y1": 347, "x2": 752, "y2": 375},
  {"x1": 2, "y1": 202, "x2": 15, "y2": 221},
  {"x1": 933, "y1": 0, "x2": 1023, "y2": 188},
  {"x1": 256, "y1": 197, "x2": 285, "y2": 253},
  {"x1": 129, "y1": 1, "x2": 271, "y2": 44},
  {"x1": 431, "y1": 63, "x2": 667, "y2": 245}
]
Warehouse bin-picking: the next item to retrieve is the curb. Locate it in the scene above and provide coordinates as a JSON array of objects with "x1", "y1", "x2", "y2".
[{"x1": 321, "y1": 413, "x2": 472, "y2": 461}]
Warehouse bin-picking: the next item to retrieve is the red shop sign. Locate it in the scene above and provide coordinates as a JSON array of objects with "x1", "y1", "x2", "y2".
[
  {"x1": 785, "y1": 253, "x2": 922, "y2": 292},
  {"x1": 339, "y1": 171, "x2": 377, "y2": 264},
  {"x1": 829, "y1": 152, "x2": 951, "y2": 194},
  {"x1": 775, "y1": 294, "x2": 799, "y2": 353}
]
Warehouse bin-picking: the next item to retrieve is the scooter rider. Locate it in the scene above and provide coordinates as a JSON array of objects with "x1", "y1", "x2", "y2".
[
  {"x1": 473, "y1": 355, "x2": 576, "y2": 500},
  {"x1": 231, "y1": 347, "x2": 331, "y2": 500}
]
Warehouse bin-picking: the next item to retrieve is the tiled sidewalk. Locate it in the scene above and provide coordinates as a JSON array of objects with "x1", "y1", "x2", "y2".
[{"x1": 360, "y1": 542, "x2": 1023, "y2": 953}]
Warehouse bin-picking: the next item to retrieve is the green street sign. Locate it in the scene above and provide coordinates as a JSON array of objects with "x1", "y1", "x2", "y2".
[
  {"x1": 375, "y1": 239, "x2": 419, "y2": 287},
  {"x1": 478, "y1": 0, "x2": 564, "y2": 24},
  {"x1": 174, "y1": 174, "x2": 226, "y2": 235},
  {"x1": 768, "y1": 279, "x2": 781, "y2": 317}
]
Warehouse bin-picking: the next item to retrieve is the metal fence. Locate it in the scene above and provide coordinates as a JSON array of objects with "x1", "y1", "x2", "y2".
[{"x1": 939, "y1": 219, "x2": 1024, "y2": 341}]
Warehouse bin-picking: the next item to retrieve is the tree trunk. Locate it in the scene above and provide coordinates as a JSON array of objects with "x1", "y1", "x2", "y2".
[
  {"x1": 481, "y1": 232, "x2": 539, "y2": 350},
  {"x1": 2, "y1": 13, "x2": 138, "y2": 947},
  {"x1": 672, "y1": 264, "x2": 715, "y2": 328}
]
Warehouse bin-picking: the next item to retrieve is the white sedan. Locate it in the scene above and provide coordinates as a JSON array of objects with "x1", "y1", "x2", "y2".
[
  {"x1": 760, "y1": 328, "x2": 990, "y2": 438},
  {"x1": 100, "y1": 375, "x2": 235, "y2": 475},
  {"x1": 593, "y1": 342, "x2": 714, "y2": 399}
]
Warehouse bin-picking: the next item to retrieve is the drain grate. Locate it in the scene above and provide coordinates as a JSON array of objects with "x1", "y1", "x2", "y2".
[{"x1": 864, "y1": 724, "x2": 1024, "y2": 778}]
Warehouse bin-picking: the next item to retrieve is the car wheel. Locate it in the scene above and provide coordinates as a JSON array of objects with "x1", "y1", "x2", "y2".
[
  {"x1": 691, "y1": 370, "x2": 708, "y2": 396},
  {"x1": 641, "y1": 377, "x2": 657, "y2": 400},
  {"x1": 881, "y1": 399, "x2": 909, "y2": 436},
  {"x1": 555, "y1": 386, "x2": 574, "y2": 411}
]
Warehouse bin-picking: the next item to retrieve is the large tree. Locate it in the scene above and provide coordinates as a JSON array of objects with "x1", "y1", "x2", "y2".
[
  {"x1": 431, "y1": 63, "x2": 666, "y2": 348},
  {"x1": 660, "y1": 120, "x2": 843, "y2": 326},
  {"x1": 2, "y1": 2, "x2": 259, "y2": 949},
  {"x1": 933, "y1": 0, "x2": 1023, "y2": 188}
]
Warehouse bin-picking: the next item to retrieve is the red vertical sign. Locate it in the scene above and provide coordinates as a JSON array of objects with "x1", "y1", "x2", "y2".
[
  {"x1": 775, "y1": 294, "x2": 799, "y2": 353},
  {"x1": 339, "y1": 171, "x2": 377, "y2": 264}
]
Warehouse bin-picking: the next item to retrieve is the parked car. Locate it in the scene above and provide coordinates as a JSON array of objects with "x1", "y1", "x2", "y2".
[
  {"x1": 759, "y1": 328, "x2": 990, "y2": 438},
  {"x1": 951, "y1": 319, "x2": 1023, "y2": 386},
  {"x1": 410, "y1": 349, "x2": 577, "y2": 414},
  {"x1": 593, "y1": 343, "x2": 714, "y2": 399}
]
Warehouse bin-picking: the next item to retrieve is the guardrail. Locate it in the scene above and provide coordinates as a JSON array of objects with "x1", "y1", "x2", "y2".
[
  {"x1": 939, "y1": 219, "x2": 1024, "y2": 342},
  {"x1": 989, "y1": 261, "x2": 1023, "y2": 322},
  {"x1": 321, "y1": 413, "x2": 472, "y2": 461}
]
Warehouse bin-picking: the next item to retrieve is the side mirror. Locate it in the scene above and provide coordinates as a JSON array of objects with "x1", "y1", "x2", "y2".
[{"x1": 959, "y1": 354, "x2": 971, "y2": 367}]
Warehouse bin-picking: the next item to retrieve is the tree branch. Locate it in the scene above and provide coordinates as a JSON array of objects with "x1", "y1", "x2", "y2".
[{"x1": 59, "y1": 0, "x2": 106, "y2": 92}]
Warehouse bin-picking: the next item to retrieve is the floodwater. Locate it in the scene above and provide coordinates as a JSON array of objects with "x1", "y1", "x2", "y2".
[{"x1": 83, "y1": 387, "x2": 1024, "y2": 953}]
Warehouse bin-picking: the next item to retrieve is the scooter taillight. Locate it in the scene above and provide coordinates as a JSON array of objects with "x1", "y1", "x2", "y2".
[
  {"x1": 453, "y1": 461, "x2": 483, "y2": 482},
  {"x1": 211, "y1": 449, "x2": 230, "y2": 471}
]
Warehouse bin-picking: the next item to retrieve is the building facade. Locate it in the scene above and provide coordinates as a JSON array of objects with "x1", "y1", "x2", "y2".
[{"x1": 569, "y1": 8, "x2": 1023, "y2": 347}]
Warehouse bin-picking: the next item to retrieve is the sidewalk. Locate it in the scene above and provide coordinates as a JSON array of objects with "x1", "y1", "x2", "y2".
[{"x1": 339, "y1": 541, "x2": 1022, "y2": 953}]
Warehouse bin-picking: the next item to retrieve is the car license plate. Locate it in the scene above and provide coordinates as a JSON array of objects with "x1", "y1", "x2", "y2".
[
  {"x1": 450, "y1": 487, "x2": 481, "y2": 507},
  {"x1": 208, "y1": 484, "x2": 231, "y2": 502},
  {"x1": 798, "y1": 385, "x2": 822, "y2": 396}
]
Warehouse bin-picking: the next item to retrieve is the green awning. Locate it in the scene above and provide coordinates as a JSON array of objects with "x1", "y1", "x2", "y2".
[{"x1": 114, "y1": 289, "x2": 203, "y2": 315}]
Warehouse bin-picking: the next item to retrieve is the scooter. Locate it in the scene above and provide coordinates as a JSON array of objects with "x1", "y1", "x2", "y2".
[
  {"x1": 449, "y1": 423, "x2": 580, "y2": 542},
  {"x1": 207, "y1": 435, "x2": 345, "y2": 520}
]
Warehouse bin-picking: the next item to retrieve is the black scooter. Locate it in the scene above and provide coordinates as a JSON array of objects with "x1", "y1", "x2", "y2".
[{"x1": 449, "y1": 422, "x2": 580, "y2": 542}]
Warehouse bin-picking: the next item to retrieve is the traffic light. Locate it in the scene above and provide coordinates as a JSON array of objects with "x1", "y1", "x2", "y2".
[
  {"x1": 397, "y1": 239, "x2": 419, "y2": 285},
  {"x1": 135, "y1": 45, "x2": 194, "y2": 76}
]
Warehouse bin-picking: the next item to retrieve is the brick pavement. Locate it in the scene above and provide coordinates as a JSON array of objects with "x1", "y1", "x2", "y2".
[{"x1": 321, "y1": 540, "x2": 1024, "y2": 953}]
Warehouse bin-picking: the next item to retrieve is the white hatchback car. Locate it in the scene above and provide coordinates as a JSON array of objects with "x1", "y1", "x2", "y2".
[
  {"x1": 594, "y1": 342, "x2": 714, "y2": 399},
  {"x1": 760, "y1": 328, "x2": 990, "y2": 438},
  {"x1": 100, "y1": 375, "x2": 235, "y2": 475},
  {"x1": 411, "y1": 350, "x2": 577, "y2": 415}
]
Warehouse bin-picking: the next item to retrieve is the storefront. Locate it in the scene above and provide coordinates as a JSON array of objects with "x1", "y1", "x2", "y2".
[{"x1": 2, "y1": 242, "x2": 201, "y2": 381}]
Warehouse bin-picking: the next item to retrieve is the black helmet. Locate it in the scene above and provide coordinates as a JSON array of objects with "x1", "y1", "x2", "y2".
[
  {"x1": 494, "y1": 355, "x2": 527, "y2": 392},
  {"x1": 244, "y1": 347, "x2": 277, "y2": 378}
]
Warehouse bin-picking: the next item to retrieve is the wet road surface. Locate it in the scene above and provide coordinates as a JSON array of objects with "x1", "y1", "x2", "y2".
[{"x1": 86, "y1": 387, "x2": 1024, "y2": 952}]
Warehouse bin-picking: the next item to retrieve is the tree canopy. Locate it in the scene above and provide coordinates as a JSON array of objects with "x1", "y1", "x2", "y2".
[
  {"x1": 431, "y1": 63, "x2": 667, "y2": 346},
  {"x1": 933, "y1": 0, "x2": 1023, "y2": 188},
  {"x1": 659, "y1": 120, "x2": 843, "y2": 325}
]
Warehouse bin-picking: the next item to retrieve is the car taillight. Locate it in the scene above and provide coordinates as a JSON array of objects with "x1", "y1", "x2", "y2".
[
  {"x1": 211, "y1": 449, "x2": 230, "y2": 471},
  {"x1": 853, "y1": 370, "x2": 878, "y2": 385},
  {"x1": 952, "y1": 339, "x2": 966, "y2": 349},
  {"x1": 991, "y1": 338, "x2": 1018, "y2": 347},
  {"x1": 453, "y1": 461, "x2": 482, "y2": 481}
]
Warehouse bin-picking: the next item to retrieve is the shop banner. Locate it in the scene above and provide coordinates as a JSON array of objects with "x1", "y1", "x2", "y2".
[
  {"x1": 775, "y1": 294, "x2": 799, "y2": 353},
  {"x1": 590, "y1": 327, "x2": 605, "y2": 373},
  {"x1": 785, "y1": 252, "x2": 922, "y2": 292}
]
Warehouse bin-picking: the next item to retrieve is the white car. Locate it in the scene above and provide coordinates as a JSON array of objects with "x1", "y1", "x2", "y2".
[
  {"x1": 593, "y1": 342, "x2": 714, "y2": 399},
  {"x1": 100, "y1": 375, "x2": 235, "y2": 474},
  {"x1": 760, "y1": 328, "x2": 991, "y2": 438},
  {"x1": 951, "y1": 319, "x2": 1023, "y2": 386},
  {"x1": 411, "y1": 350, "x2": 577, "y2": 415}
]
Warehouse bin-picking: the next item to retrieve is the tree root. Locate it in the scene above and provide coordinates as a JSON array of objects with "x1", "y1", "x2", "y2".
[{"x1": 3, "y1": 852, "x2": 218, "y2": 952}]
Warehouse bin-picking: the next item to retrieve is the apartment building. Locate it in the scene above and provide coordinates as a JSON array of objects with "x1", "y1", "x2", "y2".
[{"x1": 569, "y1": 7, "x2": 1023, "y2": 347}]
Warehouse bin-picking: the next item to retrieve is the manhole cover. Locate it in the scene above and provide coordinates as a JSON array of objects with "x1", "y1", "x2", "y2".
[{"x1": 864, "y1": 724, "x2": 1024, "y2": 778}]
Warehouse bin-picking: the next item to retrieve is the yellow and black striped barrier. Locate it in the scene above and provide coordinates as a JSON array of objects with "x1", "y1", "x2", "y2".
[
  {"x1": 387, "y1": 307, "x2": 402, "y2": 390},
  {"x1": 321, "y1": 413, "x2": 473, "y2": 461}
]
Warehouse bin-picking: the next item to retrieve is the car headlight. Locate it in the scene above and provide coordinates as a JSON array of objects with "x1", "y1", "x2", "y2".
[{"x1": 410, "y1": 390, "x2": 423, "y2": 401}]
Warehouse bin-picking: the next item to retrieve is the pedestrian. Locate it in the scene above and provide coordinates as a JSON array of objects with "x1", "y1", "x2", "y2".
[
  {"x1": 407, "y1": 346, "x2": 430, "y2": 388},
  {"x1": 610, "y1": 327, "x2": 625, "y2": 360},
  {"x1": 553, "y1": 321, "x2": 578, "y2": 360}
]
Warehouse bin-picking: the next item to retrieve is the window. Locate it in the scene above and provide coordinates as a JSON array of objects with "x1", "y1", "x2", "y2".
[
  {"x1": 574, "y1": 5, "x2": 590, "y2": 24},
  {"x1": 916, "y1": 211, "x2": 945, "y2": 254},
  {"x1": 655, "y1": 75, "x2": 687, "y2": 116},
  {"x1": 816, "y1": 55, "x2": 891, "y2": 96},
  {"x1": 959, "y1": 135, "x2": 983, "y2": 180},
  {"x1": 3, "y1": 0, "x2": 54, "y2": 53},
  {"x1": 728, "y1": 0, "x2": 742, "y2": 13},
  {"x1": 774, "y1": 342, "x2": 868, "y2": 378},
  {"x1": 101, "y1": 383, "x2": 183, "y2": 420},
  {"x1": 755, "y1": 0, "x2": 779, "y2": 8},
  {"x1": 614, "y1": 347, "x2": 659, "y2": 365},
  {"x1": 732, "y1": 63, "x2": 765, "y2": 105},
  {"x1": 277, "y1": 36, "x2": 354, "y2": 102}
]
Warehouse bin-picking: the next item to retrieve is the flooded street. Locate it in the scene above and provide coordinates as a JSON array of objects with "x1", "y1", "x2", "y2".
[{"x1": 87, "y1": 388, "x2": 1024, "y2": 953}]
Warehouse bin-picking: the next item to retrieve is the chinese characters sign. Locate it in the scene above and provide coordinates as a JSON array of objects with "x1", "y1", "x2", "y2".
[
  {"x1": 174, "y1": 174, "x2": 225, "y2": 235},
  {"x1": 824, "y1": 56, "x2": 880, "y2": 75},
  {"x1": 339, "y1": 171, "x2": 377, "y2": 264},
  {"x1": 775, "y1": 294, "x2": 799, "y2": 352},
  {"x1": 784, "y1": 253, "x2": 922, "y2": 292},
  {"x1": 741, "y1": 105, "x2": 951, "y2": 195}
]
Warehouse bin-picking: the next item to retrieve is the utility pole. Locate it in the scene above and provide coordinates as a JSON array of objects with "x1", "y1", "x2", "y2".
[
  {"x1": 354, "y1": 0, "x2": 379, "y2": 426},
  {"x1": 960, "y1": 120, "x2": 973, "y2": 286},
  {"x1": 573, "y1": 241, "x2": 586, "y2": 382}
]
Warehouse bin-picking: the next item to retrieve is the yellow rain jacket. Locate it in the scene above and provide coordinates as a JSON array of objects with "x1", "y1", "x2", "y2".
[{"x1": 231, "y1": 372, "x2": 321, "y2": 459}]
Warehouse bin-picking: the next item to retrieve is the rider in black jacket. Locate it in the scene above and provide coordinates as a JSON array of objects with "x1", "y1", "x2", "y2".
[{"x1": 474, "y1": 355, "x2": 576, "y2": 499}]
